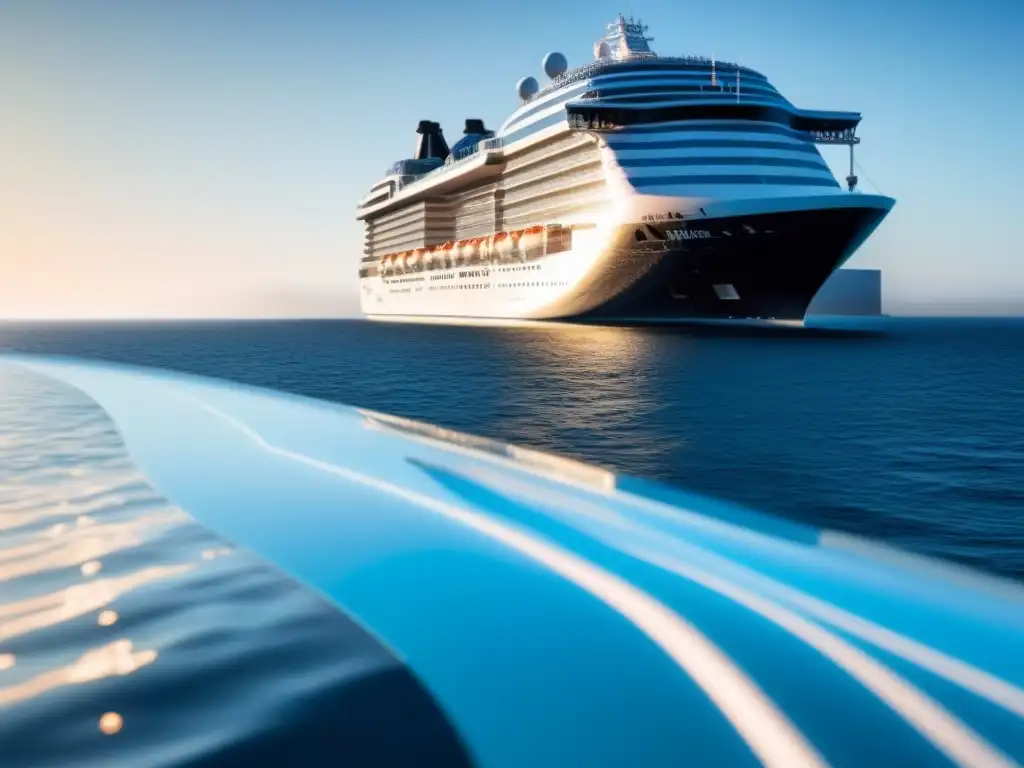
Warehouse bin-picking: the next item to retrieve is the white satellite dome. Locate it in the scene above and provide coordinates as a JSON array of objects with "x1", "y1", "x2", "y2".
[
  {"x1": 542, "y1": 51, "x2": 568, "y2": 79},
  {"x1": 516, "y1": 76, "x2": 539, "y2": 101}
]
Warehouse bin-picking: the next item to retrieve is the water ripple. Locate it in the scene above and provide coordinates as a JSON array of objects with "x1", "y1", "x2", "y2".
[
  {"x1": 0, "y1": 366, "x2": 471, "y2": 767},
  {"x1": 0, "y1": 317, "x2": 1021, "y2": 584}
]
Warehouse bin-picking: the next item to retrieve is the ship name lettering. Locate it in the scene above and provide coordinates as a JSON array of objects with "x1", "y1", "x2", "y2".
[{"x1": 666, "y1": 229, "x2": 711, "y2": 241}]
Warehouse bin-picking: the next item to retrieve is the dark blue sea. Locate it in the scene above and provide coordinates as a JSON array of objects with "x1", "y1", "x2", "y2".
[{"x1": 1, "y1": 316, "x2": 1022, "y2": 765}]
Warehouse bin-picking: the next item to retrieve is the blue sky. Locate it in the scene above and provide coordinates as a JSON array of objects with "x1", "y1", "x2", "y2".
[{"x1": 1, "y1": 0, "x2": 1021, "y2": 317}]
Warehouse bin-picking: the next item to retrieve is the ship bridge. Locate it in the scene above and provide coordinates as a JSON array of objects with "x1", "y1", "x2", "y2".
[
  {"x1": 498, "y1": 15, "x2": 865, "y2": 191},
  {"x1": 361, "y1": 14, "x2": 873, "y2": 222}
]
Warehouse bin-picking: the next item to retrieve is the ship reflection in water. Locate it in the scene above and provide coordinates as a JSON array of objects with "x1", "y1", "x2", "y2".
[
  {"x1": 365, "y1": 319, "x2": 689, "y2": 477},
  {"x1": 362, "y1": 316, "x2": 879, "y2": 485},
  {"x1": 480, "y1": 322, "x2": 678, "y2": 470},
  {"x1": 0, "y1": 366, "x2": 471, "y2": 767}
]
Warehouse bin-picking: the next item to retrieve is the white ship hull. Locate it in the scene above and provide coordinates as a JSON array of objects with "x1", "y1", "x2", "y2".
[{"x1": 360, "y1": 190, "x2": 893, "y2": 322}]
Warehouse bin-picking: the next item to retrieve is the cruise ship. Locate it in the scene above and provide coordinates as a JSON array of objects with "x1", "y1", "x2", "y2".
[{"x1": 356, "y1": 16, "x2": 895, "y2": 322}]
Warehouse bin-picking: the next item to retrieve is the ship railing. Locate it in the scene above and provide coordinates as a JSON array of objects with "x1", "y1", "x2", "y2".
[
  {"x1": 808, "y1": 129, "x2": 860, "y2": 145},
  {"x1": 392, "y1": 138, "x2": 504, "y2": 192},
  {"x1": 443, "y1": 137, "x2": 502, "y2": 168},
  {"x1": 393, "y1": 174, "x2": 421, "y2": 192},
  {"x1": 385, "y1": 158, "x2": 443, "y2": 178},
  {"x1": 530, "y1": 54, "x2": 751, "y2": 102},
  {"x1": 445, "y1": 134, "x2": 499, "y2": 165},
  {"x1": 444, "y1": 148, "x2": 474, "y2": 166},
  {"x1": 372, "y1": 134, "x2": 507, "y2": 200}
]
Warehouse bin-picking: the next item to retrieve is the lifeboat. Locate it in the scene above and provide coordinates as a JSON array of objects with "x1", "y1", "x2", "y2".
[
  {"x1": 471, "y1": 237, "x2": 487, "y2": 265},
  {"x1": 508, "y1": 230, "x2": 525, "y2": 263},
  {"x1": 521, "y1": 227, "x2": 544, "y2": 260},
  {"x1": 492, "y1": 231, "x2": 512, "y2": 264},
  {"x1": 479, "y1": 235, "x2": 495, "y2": 264},
  {"x1": 410, "y1": 248, "x2": 425, "y2": 272},
  {"x1": 423, "y1": 245, "x2": 438, "y2": 270},
  {"x1": 466, "y1": 239, "x2": 477, "y2": 266},
  {"x1": 441, "y1": 241, "x2": 456, "y2": 269}
]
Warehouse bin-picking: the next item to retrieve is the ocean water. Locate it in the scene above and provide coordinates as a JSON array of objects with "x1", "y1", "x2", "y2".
[
  {"x1": 1, "y1": 317, "x2": 1022, "y2": 579},
  {"x1": 0, "y1": 366, "x2": 472, "y2": 766},
  {"x1": 1, "y1": 317, "x2": 1022, "y2": 765}
]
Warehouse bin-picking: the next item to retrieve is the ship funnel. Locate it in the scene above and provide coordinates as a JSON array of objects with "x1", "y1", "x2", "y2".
[
  {"x1": 414, "y1": 120, "x2": 433, "y2": 160},
  {"x1": 426, "y1": 121, "x2": 450, "y2": 160},
  {"x1": 464, "y1": 118, "x2": 487, "y2": 135},
  {"x1": 414, "y1": 120, "x2": 450, "y2": 161}
]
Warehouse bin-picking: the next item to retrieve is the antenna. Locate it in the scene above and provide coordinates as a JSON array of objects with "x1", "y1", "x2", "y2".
[{"x1": 736, "y1": 65, "x2": 741, "y2": 102}]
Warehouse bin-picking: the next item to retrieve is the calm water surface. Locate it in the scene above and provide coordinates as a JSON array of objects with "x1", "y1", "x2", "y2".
[
  {"x1": 0, "y1": 366, "x2": 471, "y2": 766},
  {"x1": 2, "y1": 317, "x2": 1022, "y2": 578}
]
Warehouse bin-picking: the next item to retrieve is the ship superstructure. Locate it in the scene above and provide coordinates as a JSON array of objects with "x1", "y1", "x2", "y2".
[{"x1": 356, "y1": 15, "x2": 894, "y2": 322}]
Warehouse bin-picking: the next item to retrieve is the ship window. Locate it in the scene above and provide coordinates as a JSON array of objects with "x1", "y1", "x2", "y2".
[
  {"x1": 590, "y1": 82, "x2": 782, "y2": 101},
  {"x1": 594, "y1": 90, "x2": 786, "y2": 107}
]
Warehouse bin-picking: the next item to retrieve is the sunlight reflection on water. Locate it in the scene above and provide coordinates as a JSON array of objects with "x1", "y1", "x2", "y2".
[
  {"x1": 0, "y1": 367, "x2": 212, "y2": 758},
  {"x1": 0, "y1": 365, "x2": 472, "y2": 767}
]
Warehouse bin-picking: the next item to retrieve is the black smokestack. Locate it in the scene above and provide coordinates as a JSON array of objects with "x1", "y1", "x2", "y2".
[
  {"x1": 464, "y1": 118, "x2": 486, "y2": 135},
  {"x1": 414, "y1": 120, "x2": 432, "y2": 160},
  {"x1": 427, "y1": 121, "x2": 450, "y2": 160}
]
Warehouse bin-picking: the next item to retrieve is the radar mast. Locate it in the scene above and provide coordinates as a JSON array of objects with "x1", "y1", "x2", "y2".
[{"x1": 594, "y1": 14, "x2": 656, "y2": 60}]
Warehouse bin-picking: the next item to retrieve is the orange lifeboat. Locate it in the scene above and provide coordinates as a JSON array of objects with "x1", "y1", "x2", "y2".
[
  {"x1": 441, "y1": 241, "x2": 456, "y2": 269},
  {"x1": 491, "y1": 231, "x2": 511, "y2": 263},
  {"x1": 422, "y1": 245, "x2": 437, "y2": 270},
  {"x1": 452, "y1": 239, "x2": 466, "y2": 267},
  {"x1": 522, "y1": 227, "x2": 543, "y2": 260},
  {"x1": 505, "y1": 231, "x2": 523, "y2": 263},
  {"x1": 470, "y1": 237, "x2": 487, "y2": 264},
  {"x1": 410, "y1": 248, "x2": 425, "y2": 271}
]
